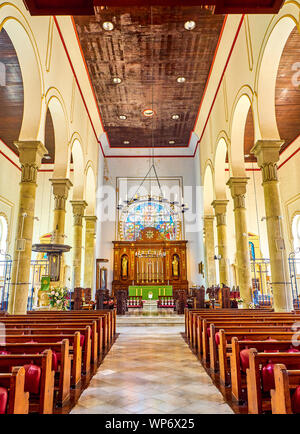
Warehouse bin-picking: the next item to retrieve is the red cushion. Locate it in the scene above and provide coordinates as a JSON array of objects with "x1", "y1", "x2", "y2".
[
  {"x1": 292, "y1": 386, "x2": 300, "y2": 414},
  {"x1": 215, "y1": 332, "x2": 220, "y2": 346},
  {"x1": 24, "y1": 364, "x2": 41, "y2": 395},
  {"x1": 0, "y1": 351, "x2": 10, "y2": 355},
  {"x1": 288, "y1": 348, "x2": 300, "y2": 353},
  {"x1": 0, "y1": 387, "x2": 8, "y2": 415},
  {"x1": 80, "y1": 334, "x2": 85, "y2": 347},
  {"x1": 240, "y1": 349, "x2": 250, "y2": 372},
  {"x1": 261, "y1": 363, "x2": 275, "y2": 392},
  {"x1": 52, "y1": 351, "x2": 58, "y2": 371}
]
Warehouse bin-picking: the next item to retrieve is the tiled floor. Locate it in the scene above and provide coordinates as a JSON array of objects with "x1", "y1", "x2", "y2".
[{"x1": 71, "y1": 325, "x2": 234, "y2": 414}]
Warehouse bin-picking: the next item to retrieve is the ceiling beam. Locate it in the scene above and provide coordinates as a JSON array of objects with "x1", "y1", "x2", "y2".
[{"x1": 23, "y1": 0, "x2": 284, "y2": 16}]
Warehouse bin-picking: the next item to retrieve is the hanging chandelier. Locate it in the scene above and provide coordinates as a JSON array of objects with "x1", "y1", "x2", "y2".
[{"x1": 117, "y1": 7, "x2": 189, "y2": 216}]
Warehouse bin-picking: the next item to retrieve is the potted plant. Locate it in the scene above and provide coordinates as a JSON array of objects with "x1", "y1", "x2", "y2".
[{"x1": 48, "y1": 287, "x2": 70, "y2": 311}]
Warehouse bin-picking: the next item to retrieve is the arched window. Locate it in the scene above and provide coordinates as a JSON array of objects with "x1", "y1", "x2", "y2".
[
  {"x1": 0, "y1": 216, "x2": 8, "y2": 261},
  {"x1": 119, "y1": 198, "x2": 181, "y2": 241},
  {"x1": 292, "y1": 215, "x2": 300, "y2": 274}
]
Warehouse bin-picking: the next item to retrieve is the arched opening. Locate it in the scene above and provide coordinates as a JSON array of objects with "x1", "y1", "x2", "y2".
[
  {"x1": 257, "y1": 17, "x2": 297, "y2": 139},
  {"x1": 85, "y1": 166, "x2": 96, "y2": 215},
  {"x1": 214, "y1": 137, "x2": 228, "y2": 200},
  {"x1": 71, "y1": 139, "x2": 85, "y2": 200},
  {"x1": 230, "y1": 94, "x2": 253, "y2": 176},
  {"x1": 0, "y1": 28, "x2": 23, "y2": 154},
  {"x1": 0, "y1": 216, "x2": 8, "y2": 260},
  {"x1": 275, "y1": 26, "x2": 300, "y2": 153},
  {"x1": 203, "y1": 164, "x2": 214, "y2": 215},
  {"x1": 0, "y1": 17, "x2": 42, "y2": 141},
  {"x1": 292, "y1": 215, "x2": 300, "y2": 274},
  {"x1": 47, "y1": 95, "x2": 69, "y2": 178}
]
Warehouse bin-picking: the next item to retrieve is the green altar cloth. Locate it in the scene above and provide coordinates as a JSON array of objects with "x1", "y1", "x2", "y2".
[{"x1": 129, "y1": 286, "x2": 173, "y2": 300}]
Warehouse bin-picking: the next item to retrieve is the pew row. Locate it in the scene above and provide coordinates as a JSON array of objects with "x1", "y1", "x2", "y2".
[{"x1": 0, "y1": 367, "x2": 29, "y2": 414}]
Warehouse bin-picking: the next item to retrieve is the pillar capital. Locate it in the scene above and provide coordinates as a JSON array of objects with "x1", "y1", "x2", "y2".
[
  {"x1": 71, "y1": 200, "x2": 88, "y2": 226},
  {"x1": 227, "y1": 177, "x2": 250, "y2": 210},
  {"x1": 15, "y1": 141, "x2": 47, "y2": 184},
  {"x1": 84, "y1": 215, "x2": 98, "y2": 223},
  {"x1": 203, "y1": 214, "x2": 215, "y2": 222},
  {"x1": 211, "y1": 200, "x2": 229, "y2": 225},
  {"x1": 51, "y1": 178, "x2": 73, "y2": 211},
  {"x1": 251, "y1": 140, "x2": 284, "y2": 183}
]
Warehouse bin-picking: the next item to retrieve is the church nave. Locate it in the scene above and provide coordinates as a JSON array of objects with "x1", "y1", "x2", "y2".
[{"x1": 71, "y1": 326, "x2": 233, "y2": 415}]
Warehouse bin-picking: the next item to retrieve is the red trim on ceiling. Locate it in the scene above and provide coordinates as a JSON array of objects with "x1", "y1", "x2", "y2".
[{"x1": 193, "y1": 14, "x2": 245, "y2": 157}]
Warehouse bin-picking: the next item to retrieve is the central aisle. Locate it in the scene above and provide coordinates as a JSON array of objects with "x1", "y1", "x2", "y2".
[{"x1": 71, "y1": 325, "x2": 233, "y2": 414}]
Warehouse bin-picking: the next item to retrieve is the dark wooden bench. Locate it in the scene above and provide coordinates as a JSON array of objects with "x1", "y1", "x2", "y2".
[
  {"x1": 0, "y1": 350, "x2": 54, "y2": 414},
  {"x1": 271, "y1": 364, "x2": 300, "y2": 414},
  {"x1": 0, "y1": 367, "x2": 29, "y2": 414},
  {"x1": 247, "y1": 349, "x2": 300, "y2": 414}
]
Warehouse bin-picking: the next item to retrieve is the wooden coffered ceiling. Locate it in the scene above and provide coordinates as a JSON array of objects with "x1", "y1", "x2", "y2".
[
  {"x1": 23, "y1": 1, "x2": 284, "y2": 16},
  {"x1": 74, "y1": 7, "x2": 225, "y2": 148}
]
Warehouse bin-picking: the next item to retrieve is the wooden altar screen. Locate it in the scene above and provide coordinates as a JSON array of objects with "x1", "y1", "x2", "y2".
[{"x1": 112, "y1": 227, "x2": 188, "y2": 297}]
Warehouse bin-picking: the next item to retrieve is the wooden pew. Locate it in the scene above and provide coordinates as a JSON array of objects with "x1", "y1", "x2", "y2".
[
  {"x1": 28, "y1": 309, "x2": 116, "y2": 342},
  {"x1": 247, "y1": 349, "x2": 300, "y2": 414},
  {"x1": 0, "y1": 324, "x2": 92, "y2": 376},
  {"x1": 0, "y1": 367, "x2": 29, "y2": 414},
  {"x1": 271, "y1": 364, "x2": 300, "y2": 414},
  {"x1": 229, "y1": 337, "x2": 296, "y2": 402},
  {"x1": 27, "y1": 309, "x2": 115, "y2": 353},
  {"x1": 0, "y1": 340, "x2": 71, "y2": 406},
  {"x1": 2, "y1": 333, "x2": 82, "y2": 388},
  {"x1": 209, "y1": 323, "x2": 295, "y2": 373},
  {"x1": 1, "y1": 318, "x2": 98, "y2": 366},
  {"x1": 0, "y1": 350, "x2": 54, "y2": 414}
]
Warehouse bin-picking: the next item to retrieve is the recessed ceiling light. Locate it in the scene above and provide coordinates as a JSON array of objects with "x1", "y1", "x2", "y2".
[
  {"x1": 184, "y1": 21, "x2": 196, "y2": 31},
  {"x1": 143, "y1": 109, "x2": 155, "y2": 117},
  {"x1": 172, "y1": 114, "x2": 180, "y2": 120},
  {"x1": 103, "y1": 21, "x2": 114, "y2": 31},
  {"x1": 177, "y1": 77, "x2": 186, "y2": 83},
  {"x1": 123, "y1": 141, "x2": 130, "y2": 145},
  {"x1": 169, "y1": 140, "x2": 175, "y2": 145},
  {"x1": 113, "y1": 77, "x2": 122, "y2": 84},
  {"x1": 119, "y1": 115, "x2": 127, "y2": 120}
]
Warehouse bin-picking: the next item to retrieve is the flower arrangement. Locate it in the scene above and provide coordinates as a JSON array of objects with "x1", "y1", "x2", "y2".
[
  {"x1": 48, "y1": 287, "x2": 70, "y2": 311},
  {"x1": 237, "y1": 298, "x2": 244, "y2": 304}
]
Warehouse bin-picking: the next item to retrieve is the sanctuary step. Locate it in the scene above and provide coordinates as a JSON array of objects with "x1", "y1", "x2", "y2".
[{"x1": 117, "y1": 311, "x2": 185, "y2": 327}]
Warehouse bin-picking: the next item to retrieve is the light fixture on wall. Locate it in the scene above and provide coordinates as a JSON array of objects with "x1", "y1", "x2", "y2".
[
  {"x1": 177, "y1": 77, "x2": 186, "y2": 83},
  {"x1": 119, "y1": 115, "x2": 127, "y2": 120},
  {"x1": 171, "y1": 114, "x2": 180, "y2": 120}
]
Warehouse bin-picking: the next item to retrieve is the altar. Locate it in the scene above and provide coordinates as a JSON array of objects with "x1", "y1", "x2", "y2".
[
  {"x1": 129, "y1": 285, "x2": 173, "y2": 300},
  {"x1": 112, "y1": 227, "x2": 188, "y2": 297}
]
